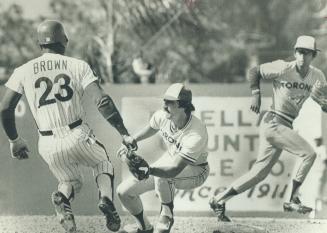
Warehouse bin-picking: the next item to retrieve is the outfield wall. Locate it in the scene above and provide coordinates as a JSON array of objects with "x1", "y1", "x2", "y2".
[{"x1": 0, "y1": 84, "x2": 326, "y2": 215}]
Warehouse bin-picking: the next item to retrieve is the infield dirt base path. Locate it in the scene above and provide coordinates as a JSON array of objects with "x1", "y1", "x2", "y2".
[{"x1": 0, "y1": 216, "x2": 326, "y2": 233}]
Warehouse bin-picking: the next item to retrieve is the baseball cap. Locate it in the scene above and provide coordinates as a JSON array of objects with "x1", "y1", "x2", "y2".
[
  {"x1": 294, "y1": 35, "x2": 320, "y2": 51},
  {"x1": 163, "y1": 83, "x2": 192, "y2": 102}
]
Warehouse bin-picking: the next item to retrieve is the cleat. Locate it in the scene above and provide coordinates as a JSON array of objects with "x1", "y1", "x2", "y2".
[
  {"x1": 155, "y1": 215, "x2": 174, "y2": 233},
  {"x1": 118, "y1": 224, "x2": 154, "y2": 233},
  {"x1": 98, "y1": 196, "x2": 121, "y2": 232},
  {"x1": 283, "y1": 197, "x2": 312, "y2": 214},
  {"x1": 209, "y1": 198, "x2": 231, "y2": 222},
  {"x1": 52, "y1": 191, "x2": 76, "y2": 233}
]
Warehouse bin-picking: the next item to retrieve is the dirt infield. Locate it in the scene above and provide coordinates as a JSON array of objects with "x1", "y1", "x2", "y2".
[{"x1": 0, "y1": 216, "x2": 326, "y2": 233}]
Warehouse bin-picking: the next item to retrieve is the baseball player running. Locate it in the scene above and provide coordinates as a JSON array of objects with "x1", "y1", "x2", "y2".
[
  {"x1": 116, "y1": 83, "x2": 209, "y2": 233},
  {"x1": 209, "y1": 35, "x2": 327, "y2": 221},
  {"x1": 0, "y1": 20, "x2": 136, "y2": 233}
]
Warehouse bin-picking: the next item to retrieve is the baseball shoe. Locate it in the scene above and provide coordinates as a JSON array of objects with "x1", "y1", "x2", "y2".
[
  {"x1": 283, "y1": 196, "x2": 313, "y2": 214},
  {"x1": 155, "y1": 215, "x2": 174, "y2": 233},
  {"x1": 209, "y1": 198, "x2": 231, "y2": 222},
  {"x1": 51, "y1": 191, "x2": 76, "y2": 233},
  {"x1": 118, "y1": 224, "x2": 154, "y2": 233},
  {"x1": 98, "y1": 196, "x2": 121, "y2": 232}
]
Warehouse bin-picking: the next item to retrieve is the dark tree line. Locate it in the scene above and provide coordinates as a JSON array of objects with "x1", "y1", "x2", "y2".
[{"x1": 0, "y1": 0, "x2": 326, "y2": 84}]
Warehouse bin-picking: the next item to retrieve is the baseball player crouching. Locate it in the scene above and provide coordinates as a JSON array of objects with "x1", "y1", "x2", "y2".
[
  {"x1": 0, "y1": 20, "x2": 136, "y2": 233},
  {"x1": 116, "y1": 83, "x2": 210, "y2": 233},
  {"x1": 209, "y1": 35, "x2": 327, "y2": 222}
]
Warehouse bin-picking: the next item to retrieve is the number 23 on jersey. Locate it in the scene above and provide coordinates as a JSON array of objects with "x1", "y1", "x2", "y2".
[{"x1": 35, "y1": 73, "x2": 74, "y2": 108}]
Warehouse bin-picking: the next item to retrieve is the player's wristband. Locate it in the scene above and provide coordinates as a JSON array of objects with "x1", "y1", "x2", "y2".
[
  {"x1": 251, "y1": 89, "x2": 261, "y2": 95},
  {"x1": 148, "y1": 167, "x2": 153, "y2": 175}
]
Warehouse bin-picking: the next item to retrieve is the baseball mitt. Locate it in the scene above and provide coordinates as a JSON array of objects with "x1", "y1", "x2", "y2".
[
  {"x1": 311, "y1": 83, "x2": 327, "y2": 110},
  {"x1": 125, "y1": 151, "x2": 150, "y2": 180}
]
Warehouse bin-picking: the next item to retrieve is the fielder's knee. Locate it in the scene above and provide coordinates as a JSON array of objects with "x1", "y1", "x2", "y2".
[
  {"x1": 154, "y1": 177, "x2": 171, "y2": 191},
  {"x1": 154, "y1": 177, "x2": 170, "y2": 185},
  {"x1": 117, "y1": 182, "x2": 138, "y2": 200},
  {"x1": 116, "y1": 183, "x2": 129, "y2": 200}
]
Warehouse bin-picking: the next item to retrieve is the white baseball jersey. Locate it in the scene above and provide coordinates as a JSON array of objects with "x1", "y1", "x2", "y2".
[
  {"x1": 117, "y1": 110, "x2": 210, "y2": 211},
  {"x1": 5, "y1": 53, "x2": 97, "y2": 130},
  {"x1": 149, "y1": 110, "x2": 208, "y2": 165},
  {"x1": 260, "y1": 60, "x2": 327, "y2": 121},
  {"x1": 5, "y1": 53, "x2": 113, "y2": 197}
]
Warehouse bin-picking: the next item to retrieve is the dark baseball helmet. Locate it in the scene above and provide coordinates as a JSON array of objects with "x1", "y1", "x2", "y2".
[{"x1": 37, "y1": 20, "x2": 68, "y2": 47}]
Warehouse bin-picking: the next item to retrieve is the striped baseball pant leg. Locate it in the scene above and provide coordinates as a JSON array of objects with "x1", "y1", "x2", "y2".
[
  {"x1": 232, "y1": 113, "x2": 316, "y2": 193},
  {"x1": 38, "y1": 124, "x2": 113, "y2": 199}
]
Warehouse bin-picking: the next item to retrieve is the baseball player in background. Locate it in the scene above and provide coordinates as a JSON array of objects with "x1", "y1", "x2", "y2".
[
  {"x1": 116, "y1": 83, "x2": 210, "y2": 233},
  {"x1": 209, "y1": 35, "x2": 327, "y2": 221},
  {"x1": 0, "y1": 20, "x2": 136, "y2": 233}
]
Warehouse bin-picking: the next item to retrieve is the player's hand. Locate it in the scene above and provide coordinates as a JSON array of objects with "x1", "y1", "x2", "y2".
[
  {"x1": 122, "y1": 135, "x2": 138, "y2": 151},
  {"x1": 9, "y1": 137, "x2": 29, "y2": 160},
  {"x1": 125, "y1": 151, "x2": 150, "y2": 180},
  {"x1": 250, "y1": 93, "x2": 261, "y2": 114},
  {"x1": 117, "y1": 144, "x2": 129, "y2": 161}
]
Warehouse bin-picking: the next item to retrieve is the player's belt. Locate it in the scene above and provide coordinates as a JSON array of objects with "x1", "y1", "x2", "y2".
[
  {"x1": 39, "y1": 119, "x2": 83, "y2": 136},
  {"x1": 267, "y1": 111, "x2": 293, "y2": 125}
]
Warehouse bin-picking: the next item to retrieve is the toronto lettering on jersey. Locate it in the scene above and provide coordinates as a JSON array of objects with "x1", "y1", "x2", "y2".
[
  {"x1": 33, "y1": 60, "x2": 68, "y2": 74},
  {"x1": 279, "y1": 81, "x2": 312, "y2": 91},
  {"x1": 160, "y1": 129, "x2": 182, "y2": 150}
]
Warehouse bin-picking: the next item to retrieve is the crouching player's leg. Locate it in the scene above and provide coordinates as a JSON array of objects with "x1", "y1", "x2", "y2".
[
  {"x1": 117, "y1": 176, "x2": 155, "y2": 233},
  {"x1": 154, "y1": 163, "x2": 209, "y2": 233}
]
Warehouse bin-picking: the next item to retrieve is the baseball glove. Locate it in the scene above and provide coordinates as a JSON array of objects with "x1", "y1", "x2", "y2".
[
  {"x1": 125, "y1": 151, "x2": 150, "y2": 180},
  {"x1": 311, "y1": 84, "x2": 327, "y2": 111}
]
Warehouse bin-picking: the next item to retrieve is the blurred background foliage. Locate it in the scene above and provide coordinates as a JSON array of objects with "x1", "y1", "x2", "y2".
[{"x1": 0, "y1": 0, "x2": 327, "y2": 84}]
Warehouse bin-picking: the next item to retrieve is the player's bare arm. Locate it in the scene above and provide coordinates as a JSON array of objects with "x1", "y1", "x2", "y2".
[
  {"x1": 248, "y1": 66, "x2": 262, "y2": 114},
  {"x1": 85, "y1": 81, "x2": 137, "y2": 149},
  {"x1": 149, "y1": 155, "x2": 188, "y2": 178},
  {"x1": 0, "y1": 88, "x2": 29, "y2": 159},
  {"x1": 133, "y1": 124, "x2": 158, "y2": 142},
  {"x1": 116, "y1": 124, "x2": 158, "y2": 162}
]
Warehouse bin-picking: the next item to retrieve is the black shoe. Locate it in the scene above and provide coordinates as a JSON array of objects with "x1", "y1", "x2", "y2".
[
  {"x1": 209, "y1": 198, "x2": 231, "y2": 222},
  {"x1": 98, "y1": 196, "x2": 121, "y2": 232},
  {"x1": 283, "y1": 196, "x2": 313, "y2": 214},
  {"x1": 51, "y1": 191, "x2": 76, "y2": 233}
]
